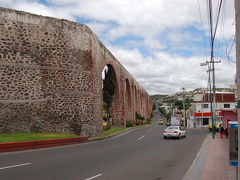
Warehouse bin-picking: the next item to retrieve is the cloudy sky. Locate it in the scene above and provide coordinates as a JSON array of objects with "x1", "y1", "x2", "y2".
[{"x1": 0, "y1": 0, "x2": 236, "y2": 95}]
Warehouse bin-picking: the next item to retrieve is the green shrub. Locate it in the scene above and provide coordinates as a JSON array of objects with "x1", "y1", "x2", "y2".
[
  {"x1": 147, "y1": 119, "x2": 151, "y2": 124},
  {"x1": 104, "y1": 124, "x2": 111, "y2": 131},
  {"x1": 126, "y1": 120, "x2": 133, "y2": 127},
  {"x1": 103, "y1": 114, "x2": 108, "y2": 121}
]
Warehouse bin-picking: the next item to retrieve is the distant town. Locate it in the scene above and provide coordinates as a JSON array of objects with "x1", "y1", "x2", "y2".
[{"x1": 150, "y1": 86, "x2": 237, "y2": 130}]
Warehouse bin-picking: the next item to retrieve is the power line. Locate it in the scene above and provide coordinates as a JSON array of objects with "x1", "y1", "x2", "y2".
[
  {"x1": 212, "y1": 0, "x2": 223, "y2": 43},
  {"x1": 197, "y1": 0, "x2": 208, "y2": 58},
  {"x1": 216, "y1": 0, "x2": 226, "y2": 58},
  {"x1": 226, "y1": 34, "x2": 236, "y2": 63},
  {"x1": 206, "y1": 0, "x2": 212, "y2": 52}
]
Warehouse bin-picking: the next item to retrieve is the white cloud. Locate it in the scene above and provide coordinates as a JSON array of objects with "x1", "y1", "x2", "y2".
[{"x1": 108, "y1": 46, "x2": 235, "y2": 95}]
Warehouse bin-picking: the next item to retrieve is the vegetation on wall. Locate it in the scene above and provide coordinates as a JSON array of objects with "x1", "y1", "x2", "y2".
[
  {"x1": 135, "y1": 111, "x2": 146, "y2": 125},
  {"x1": 103, "y1": 66, "x2": 116, "y2": 127}
]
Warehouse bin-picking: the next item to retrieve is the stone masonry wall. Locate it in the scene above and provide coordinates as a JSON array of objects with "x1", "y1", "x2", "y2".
[{"x1": 0, "y1": 8, "x2": 152, "y2": 136}]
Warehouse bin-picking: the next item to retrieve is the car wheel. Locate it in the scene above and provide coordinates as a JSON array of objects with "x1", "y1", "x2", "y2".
[
  {"x1": 178, "y1": 134, "x2": 181, "y2": 139},
  {"x1": 164, "y1": 136, "x2": 166, "y2": 139}
]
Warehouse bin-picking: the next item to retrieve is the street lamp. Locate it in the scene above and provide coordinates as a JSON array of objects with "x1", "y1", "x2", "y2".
[{"x1": 200, "y1": 62, "x2": 215, "y2": 139}]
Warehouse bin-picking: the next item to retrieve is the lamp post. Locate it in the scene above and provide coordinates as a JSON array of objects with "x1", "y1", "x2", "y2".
[{"x1": 200, "y1": 62, "x2": 215, "y2": 139}]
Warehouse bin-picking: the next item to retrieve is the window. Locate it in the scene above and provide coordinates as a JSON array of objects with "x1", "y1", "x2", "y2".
[
  {"x1": 167, "y1": 126, "x2": 178, "y2": 130},
  {"x1": 224, "y1": 104, "x2": 230, "y2": 108},
  {"x1": 202, "y1": 104, "x2": 208, "y2": 108},
  {"x1": 203, "y1": 118, "x2": 209, "y2": 125}
]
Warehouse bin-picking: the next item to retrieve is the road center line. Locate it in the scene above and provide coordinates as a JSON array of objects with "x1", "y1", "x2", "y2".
[
  {"x1": 0, "y1": 163, "x2": 32, "y2": 170},
  {"x1": 84, "y1": 174, "x2": 103, "y2": 180},
  {"x1": 137, "y1": 135, "x2": 145, "y2": 140}
]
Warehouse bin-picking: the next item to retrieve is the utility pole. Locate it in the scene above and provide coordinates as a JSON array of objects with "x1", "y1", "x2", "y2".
[
  {"x1": 207, "y1": 65, "x2": 214, "y2": 139},
  {"x1": 182, "y1": 88, "x2": 187, "y2": 128},
  {"x1": 200, "y1": 60, "x2": 221, "y2": 139},
  {"x1": 207, "y1": 60, "x2": 221, "y2": 139},
  {"x1": 207, "y1": 0, "x2": 222, "y2": 138}
]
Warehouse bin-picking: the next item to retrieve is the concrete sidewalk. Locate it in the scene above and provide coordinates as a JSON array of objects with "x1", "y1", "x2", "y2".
[{"x1": 183, "y1": 133, "x2": 237, "y2": 180}]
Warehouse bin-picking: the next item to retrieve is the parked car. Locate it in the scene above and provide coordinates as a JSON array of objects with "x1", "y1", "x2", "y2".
[{"x1": 163, "y1": 126, "x2": 186, "y2": 139}]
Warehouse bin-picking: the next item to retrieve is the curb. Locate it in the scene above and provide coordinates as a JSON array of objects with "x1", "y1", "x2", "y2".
[
  {"x1": 89, "y1": 127, "x2": 135, "y2": 141},
  {"x1": 0, "y1": 125, "x2": 148, "y2": 153},
  {"x1": 182, "y1": 134, "x2": 210, "y2": 180},
  {"x1": 0, "y1": 136, "x2": 88, "y2": 153},
  {"x1": 89, "y1": 124, "x2": 150, "y2": 141}
]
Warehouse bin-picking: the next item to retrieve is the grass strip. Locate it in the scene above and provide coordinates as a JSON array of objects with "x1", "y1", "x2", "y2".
[
  {"x1": 97, "y1": 127, "x2": 126, "y2": 137},
  {"x1": 0, "y1": 133, "x2": 77, "y2": 143}
]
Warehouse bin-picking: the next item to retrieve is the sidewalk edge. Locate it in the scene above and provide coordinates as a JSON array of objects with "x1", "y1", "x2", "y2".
[{"x1": 182, "y1": 134, "x2": 210, "y2": 180}]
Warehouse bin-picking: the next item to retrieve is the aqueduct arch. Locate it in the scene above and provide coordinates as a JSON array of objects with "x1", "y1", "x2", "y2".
[
  {"x1": 0, "y1": 8, "x2": 152, "y2": 136},
  {"x1": 124, "y1": 79, "x2": 132, "y2": 122}
]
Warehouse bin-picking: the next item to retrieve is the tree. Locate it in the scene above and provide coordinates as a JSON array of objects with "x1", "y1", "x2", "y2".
[
  {"x1": 166, "y1": 112, "x2": 171, "y2": 121},
  {"x1": 159, "y1": 106, "x2": 166, "y2": 116},
  {"x1": 103, "y1": 66, "x2": 116, "y2": 126},
  {"x1": 152, "y1": 103, "x2": 156, "y2": 111},
  {"x1": 174, "y1": 100, "x2": 183, "y2": 110},
  {"x1": 174, "y1": 99, "x2": 191, "y2": 110}
]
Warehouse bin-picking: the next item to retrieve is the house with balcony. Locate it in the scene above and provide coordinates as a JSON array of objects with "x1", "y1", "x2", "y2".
[{"x1": 190, "y1": 92, "x2": 236, "y2": 128}]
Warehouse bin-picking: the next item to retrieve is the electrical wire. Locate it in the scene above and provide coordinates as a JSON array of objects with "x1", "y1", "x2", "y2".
[
  {"x1": 206, "y1": 0, "x2": 212, "y2": 52},
  {"x1": 212, "y1": 0, "x2": 223, "y2": 43},
  {"x1": 226, "y1": 34, "x2": 236, "y2": 63},
  {"x1": 197, "y1": 0, "x2": 208, "y2": 58},
  {"x1": 216, "y1": 0, "x2": 226, "y2": 58}
]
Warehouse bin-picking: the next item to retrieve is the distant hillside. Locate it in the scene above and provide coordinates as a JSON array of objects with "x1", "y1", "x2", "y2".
[
  {"x1": 151, "y1": 87, "x2": 236, "y2": 104},
  {"x1": 150, "y1": 95, "x2": 168, "y2": 101}
]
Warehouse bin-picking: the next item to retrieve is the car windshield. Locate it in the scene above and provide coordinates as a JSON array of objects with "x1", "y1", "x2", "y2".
[{"x1": 166, "y1": 126, "x2": 178, "y2": 130}]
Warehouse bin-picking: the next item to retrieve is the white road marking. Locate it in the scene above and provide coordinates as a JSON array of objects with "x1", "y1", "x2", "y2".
[
  {"x1": 0, "y1": 163, "x2": 32, "y2": 170},
  {"x1": 84, "y1": 174, "x2": 103, "y2": 180},
  {"x1": 137, "y1": 135, "x2": 145, "y2": 140}
]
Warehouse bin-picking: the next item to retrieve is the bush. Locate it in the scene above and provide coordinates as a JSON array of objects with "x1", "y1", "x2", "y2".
[
  {"x1": 135, "y1": 111, "x2": 146, "y2": 122},
  {"x1": 147, "y1": 119, "x2": 151, "y2": 124},
  {"x1": 126, "y1": 120, "x2": 133, "y2": 127},
  {"x1": 104, "y1": 124, "x2": 111, "y2": 131},
  {"x1": 103, "y1": 114, "x2": 108, "y2": 121}
]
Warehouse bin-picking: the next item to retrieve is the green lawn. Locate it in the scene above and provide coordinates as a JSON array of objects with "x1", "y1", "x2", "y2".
[
  {"x1": 97, "y1": 127, "x2": 126, "y2": 137},
  {"x1": 0, "y1": 133, "x2": 77, "y2": 143},
  {"x1": 0, "y1": 127, "x2": 132, "y2": 142}
]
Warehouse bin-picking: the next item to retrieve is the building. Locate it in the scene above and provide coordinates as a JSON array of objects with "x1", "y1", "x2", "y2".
[
  {"x1": 191, "y1": 92, "x2": 236, "y2": 128},
  {"x1": 234, "y1": 0, "x2": 239, "y2": 174},
  {"x1": 222, "y1": 109, "x2": 237, "y2": 129}
]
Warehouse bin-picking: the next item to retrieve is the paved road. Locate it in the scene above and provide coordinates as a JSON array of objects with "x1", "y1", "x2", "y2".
[{"x1": 0, "y1": 125, "x2": 208, "y2": 180}]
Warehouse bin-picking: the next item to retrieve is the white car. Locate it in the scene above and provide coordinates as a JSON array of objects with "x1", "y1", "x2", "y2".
[{"x1": 163, "y1": 126, "x2": 186, "y2": 139}]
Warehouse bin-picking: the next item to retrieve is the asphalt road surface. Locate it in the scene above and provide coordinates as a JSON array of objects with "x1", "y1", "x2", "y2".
[{"x1": 0, "y1": 124, "x2": 208, "y2": 180}]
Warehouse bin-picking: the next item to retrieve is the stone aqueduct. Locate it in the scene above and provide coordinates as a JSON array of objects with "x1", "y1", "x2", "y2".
[{"x1": 0, "y1": 8, "x2": 152, "y2": 136}]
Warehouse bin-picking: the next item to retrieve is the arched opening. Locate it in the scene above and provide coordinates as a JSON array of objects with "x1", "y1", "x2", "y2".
[
  {"x1": 102, "y1": 64, "x2": 119, "y2": 127},
  {"x1": 125, "y1": 79, "x2": 132, "y2": 122},
  {"x1": 140, "y1": 91, "x2": 143, "y2": 115},
  {"x1": 134, "y1": 86, "x2": 137, "y2": 124}
]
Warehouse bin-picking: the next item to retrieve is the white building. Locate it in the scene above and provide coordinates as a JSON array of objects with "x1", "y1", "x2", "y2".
[{"x1": 190, "y1": 92, "x2": 236, "y2": 128}]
